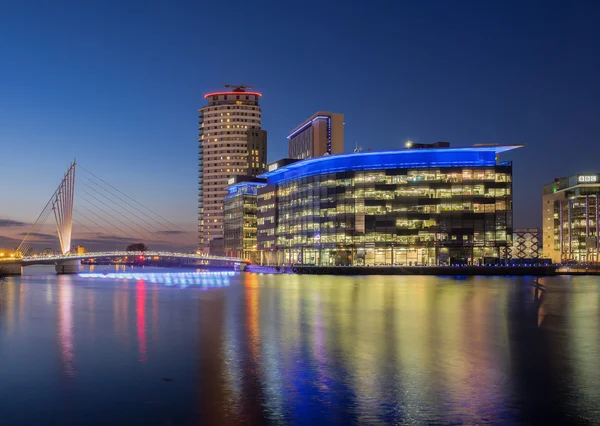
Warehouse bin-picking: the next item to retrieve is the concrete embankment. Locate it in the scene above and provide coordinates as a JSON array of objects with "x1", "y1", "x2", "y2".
[
  {"x1": 291, "y1": 265, "x2": 557, "y2": 276},
  {"x1": 247, "y1": 265, "x2": 557, "y2": 276},
  {"x1": 245, "y1": 265, "x2": 292, "y2": 274},
  {"x1": 0, "y1": 263, "x2": 23, "y2": 276}
]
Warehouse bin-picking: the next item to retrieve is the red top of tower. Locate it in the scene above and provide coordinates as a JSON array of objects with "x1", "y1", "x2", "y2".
[{"x1": 204, "y1": 84, "x2": 262, "y2": 98}]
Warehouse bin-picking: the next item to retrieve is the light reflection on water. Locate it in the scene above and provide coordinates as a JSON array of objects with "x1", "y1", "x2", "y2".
[
  {"x1": 79, "y1": 270, "x2": 234, "y2": 288},
  {"x1": 0, "y1": 268, "x2": 600, "y2": 425}
]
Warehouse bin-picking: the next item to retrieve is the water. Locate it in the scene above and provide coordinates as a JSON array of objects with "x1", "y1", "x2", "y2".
[{"x1": 1, "y1": 266, "x2": 600, "y2": 425}]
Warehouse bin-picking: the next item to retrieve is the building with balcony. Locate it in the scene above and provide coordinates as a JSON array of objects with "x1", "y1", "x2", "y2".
[
  {"x1": 224, "y1": 176, "x2": 266, "y2": 262},
  {"x1": 257, "y1": 144, "x2": 521, "y2": 266},
  {"x1": 198, "y1": 85, "x2": 267, "y2": 253},
  {"x1": 288, "y1": 112, "x2": 344, "y2": 160},
  {"x1": 543, "y1": 174, "x2": 600, "y2": 263}
]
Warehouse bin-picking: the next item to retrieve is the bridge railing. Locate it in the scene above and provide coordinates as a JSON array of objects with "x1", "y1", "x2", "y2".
[{"x1": 1, "y1": 251, "x2": 246, "y2": 263}]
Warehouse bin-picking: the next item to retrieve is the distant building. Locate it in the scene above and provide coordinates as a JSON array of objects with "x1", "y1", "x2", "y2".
[
  {"x1": 288, "y1": 112, "x2": 344, "y2": 160},
  {"x1": 75, "y1": 245, "x2": 87, "y2": 255},
  {"x1": 208, "y1": 238, "x2": 225, "y2": 257},
  {"x1": 41, "y1": 248, "x2": 55, "y2": 256},
  {"x1": 223, "y1": 176, "x2": 266, "y2": 262},
  {"x1": 543, "y1": 174, "x2": 600, "y2": 263},
  {"x1": 198, "y1": 85, "x2": 267, "y2": 254}
]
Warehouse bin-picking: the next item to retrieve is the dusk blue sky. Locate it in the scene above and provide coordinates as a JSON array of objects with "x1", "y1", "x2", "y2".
[{"x1": 1, "y1": 1, "x2": 599, "y2": 250}]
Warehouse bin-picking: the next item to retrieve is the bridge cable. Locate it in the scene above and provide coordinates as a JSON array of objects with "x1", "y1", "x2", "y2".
[
  {"x1": 79, "y1": 189, "x2": 166, "y2": 243},
  {"x1": 17, "y1": 200, "x2": 54, "y2": 255},
  {"x1": 78, "y1": 165, "x2": 196, "y2": 243},
  {"x1": 77, "y1": 201, "x2": 144, "y2": 242},
  {"x1": 78, "y1": 171, "x2": 193, "y2": 246},
  {"x1": 73, "y1": 208, "x2": 116, "y2": 237},
  {"x1": 78, "y1": 176, "x2": 181, "y2": 244},
  {"x1": 71, "y1": 217, "x2": 102, "y2": 237}
]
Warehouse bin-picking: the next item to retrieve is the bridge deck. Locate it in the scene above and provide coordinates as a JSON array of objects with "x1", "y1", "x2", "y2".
[{"x1": 0, "y1": 251, "x2": 246, "y2": 265}]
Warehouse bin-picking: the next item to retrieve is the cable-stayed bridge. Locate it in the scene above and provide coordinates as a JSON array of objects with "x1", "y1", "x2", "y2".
[{"x1": 1, "y1": 161, "x2": 246, "y2": 275}]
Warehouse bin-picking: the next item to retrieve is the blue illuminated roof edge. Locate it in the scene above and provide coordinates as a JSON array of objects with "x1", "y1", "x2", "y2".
[{"x1": 258, "y1": 145, "x2": 523, "y2": 181}]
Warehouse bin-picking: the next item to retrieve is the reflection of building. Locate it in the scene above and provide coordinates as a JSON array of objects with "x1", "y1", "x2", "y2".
[
  {"x1": 543, "y1": 174, "x2": 600, "y2": 263},
  {"x1": 506, "y1": 228, "x2": 541, "y2": 259},
  {"x1": 257, "y1": 144, "x2": 521, "y2": 266},
  {"x1": 198, "y1": 85, "x2": 267, "y2": 253},
  {"x1": 288, "y1": 112, "x2": 344, "y2": 160},
  {"x1": 224, "y1": 176, "x2": 266, "y2": 262}
]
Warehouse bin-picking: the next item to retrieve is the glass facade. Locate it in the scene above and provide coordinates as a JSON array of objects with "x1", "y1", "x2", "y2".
[
  {"x1": 543, "y1": 175, "x2": 600, "y2": 263},
  {"x1": 223, "y1": 181, "x2": 265, "y2": 262},
  {"x1": 257, "y1": 184, "x2": 278, "y2": 265},
  {"x1": 256, "y1": 147, "x2": 520, "y2": 266}
]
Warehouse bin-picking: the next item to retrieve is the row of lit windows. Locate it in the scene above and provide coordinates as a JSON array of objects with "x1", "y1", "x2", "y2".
[
  {"x1": 258, "y1": 204, "x2": 276, "y2": 213},
  {"x1": 278, "y1": 171, "x2": 510, "y2": 190},
  {"x1": 271, "y1": 232, "x2": 509, "y2": 246},
  {"x1": 203, "y1": 103, "x2": 259, "y2": 109},
  {"x1": 200, "y1": 137, "x2": 247, "y2": 142},
  {"x1": 205, "y1": 129, "x2": 259, "y2": 138},
  {"x1": 204, "y1": 117, "x2": 261, "y2": 123},
  {"x1": 274, "y1": 201, "x2": 508, "y2": 216},
  {"x1": 278, "y1": 182, "x2": 510, "y2": 196},
  {"x1": 203, "y1": 111, "x2": 261, "y2": 119},
  {"x1": 257, "y1": 216, "x2": 275, "y2": 226},
  {"x1": 278, "y1": 187, "x2": 511, "y2": 199}
]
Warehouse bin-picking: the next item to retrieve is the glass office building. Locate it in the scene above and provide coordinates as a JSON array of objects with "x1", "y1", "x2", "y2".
[
  {"x1": 257, "y1": 145, "x2": 521, "y2": 266},
  {"x1": 223, "y1": 176, "x2": 266, "y2": 262},
  {"x1": 543, "y1": 174, "x2": 600, "y2": 263}
]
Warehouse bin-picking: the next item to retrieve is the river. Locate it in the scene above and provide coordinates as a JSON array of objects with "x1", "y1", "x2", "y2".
[{"x1": 0, "y1": 266, "x2": 599, "y2": 425}]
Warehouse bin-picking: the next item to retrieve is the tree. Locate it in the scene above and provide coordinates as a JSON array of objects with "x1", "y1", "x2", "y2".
[{"x1": 126, "y1": 243, "x2": 148, "y2": 252}]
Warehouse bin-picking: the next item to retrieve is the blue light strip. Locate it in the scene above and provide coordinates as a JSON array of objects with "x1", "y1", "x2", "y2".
[
  {"x1": 258, "y1": 146, "x2": 522, "y2": 185},
  {"x1": 226, "y1": 181, "x2": 267, "y2": 196}
]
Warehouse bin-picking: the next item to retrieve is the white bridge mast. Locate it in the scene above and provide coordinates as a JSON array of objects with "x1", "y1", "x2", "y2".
[{"x1": 52, "y1": 161, "x2": 76, "y2": 255}]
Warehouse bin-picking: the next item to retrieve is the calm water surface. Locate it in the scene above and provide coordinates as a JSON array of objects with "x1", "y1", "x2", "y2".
[{"x1": 1, "y1": 266, "x2": 600, "y2": 425}]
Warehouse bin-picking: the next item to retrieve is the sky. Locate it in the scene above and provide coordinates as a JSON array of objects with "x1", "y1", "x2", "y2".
[{"x1": 1, "y1": 0, "x2": 599, "y2": 251}]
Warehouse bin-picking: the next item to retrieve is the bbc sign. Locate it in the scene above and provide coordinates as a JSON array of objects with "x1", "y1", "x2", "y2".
[{"x1": 578, "y1": 175, "x2": 598, "y2": 183}]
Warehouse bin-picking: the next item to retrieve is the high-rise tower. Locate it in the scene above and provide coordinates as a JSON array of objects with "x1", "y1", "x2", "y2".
[
  {"x1": 288, "y1": 112, "x2": 344, "y2": 160},
  {"x1": 198, "y1": 85, "x2": 267, "y2": 253}
]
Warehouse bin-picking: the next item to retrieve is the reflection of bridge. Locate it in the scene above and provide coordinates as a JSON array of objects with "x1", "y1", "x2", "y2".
[{"x1": 2, "y1": 162, "x2": 246, "y2": 275}]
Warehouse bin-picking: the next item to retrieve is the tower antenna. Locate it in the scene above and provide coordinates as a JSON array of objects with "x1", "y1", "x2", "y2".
[{"x1": 223, "y1": 84, "x2": 253, "y2": 91}]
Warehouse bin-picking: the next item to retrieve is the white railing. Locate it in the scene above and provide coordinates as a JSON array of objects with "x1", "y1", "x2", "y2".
[{"x1": 0, "y1": 251, "x2": 246, "y2": 263}]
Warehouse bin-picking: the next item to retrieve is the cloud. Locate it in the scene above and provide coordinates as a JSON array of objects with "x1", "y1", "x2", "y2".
[
  {"x1": 0, "y1": 219, "x2": 28, "y2": 227},
  {"x1": 17, "y1": 232, "x2": 56, "y2": 240},
  {"x1": 155, "y1": 230, "x2": 187, "y2": 236},
  {"x1": 0, "y1": 235, "x2": 22, "y2": 246},
  {"x1": 95, "y1": 235, "x2": 135, "y2": 242}
]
